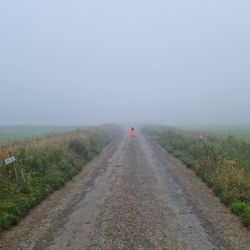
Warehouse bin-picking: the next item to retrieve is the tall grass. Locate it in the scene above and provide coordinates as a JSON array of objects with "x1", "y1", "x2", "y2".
[
  {"x1": 0, "y1": 125, "x2": 120, "y2": 230},
  {"x1": 143, "y1": 126, "x2": 250, "y2": 228}
]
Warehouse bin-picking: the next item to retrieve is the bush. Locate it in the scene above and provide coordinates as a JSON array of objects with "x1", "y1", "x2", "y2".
[
  {"x1": 69, "y1": 139, "x2": 88, "y2": 158},
  {"x1": 243, "y1": 210, "x2": 250, "y2": 227},
  {"x1": 232, "y1": 202, "x2": 248, "y2": 215}
]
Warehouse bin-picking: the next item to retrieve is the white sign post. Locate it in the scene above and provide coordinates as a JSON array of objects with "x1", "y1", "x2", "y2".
[
  {"x1": 4, "y1": 156, "x2": 17, "y2": 166},
  {"x1": 3, "y1": 156, "x2": 18, "y2": 182}
]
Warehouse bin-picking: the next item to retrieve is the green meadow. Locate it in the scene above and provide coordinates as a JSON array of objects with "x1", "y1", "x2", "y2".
[{"x1": 0, "y1": 126, "x2": 83, "y2": 145}]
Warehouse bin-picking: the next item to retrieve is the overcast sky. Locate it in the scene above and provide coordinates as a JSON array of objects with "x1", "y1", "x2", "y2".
[{"x1": 0, "y1": 0, "x2": 250, "y2": 126}]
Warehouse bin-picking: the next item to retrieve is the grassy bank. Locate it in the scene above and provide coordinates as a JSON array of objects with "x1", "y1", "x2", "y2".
[
  {"x1": 143, "y1": 125, "x2": 250, "y2": 228},
  {"x1": 0, "y1": 125, "x2": 120, "y2": 230}
]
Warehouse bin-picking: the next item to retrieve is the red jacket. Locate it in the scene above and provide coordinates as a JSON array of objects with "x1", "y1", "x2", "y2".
[{"x1": 130, "y1": 130, "x2": 136, "y2": 137}]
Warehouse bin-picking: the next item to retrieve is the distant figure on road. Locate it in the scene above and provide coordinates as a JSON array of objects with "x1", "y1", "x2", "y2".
[{"x1": 130, "y1": 127, "x2": 136, "y2": 138}]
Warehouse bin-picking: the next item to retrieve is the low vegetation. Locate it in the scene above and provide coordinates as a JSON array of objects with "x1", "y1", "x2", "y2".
[
  {"x1": 0, "y1": 125, "x2": 119, "y2": 230},
  {"x1": 143, "y1": 125, "x2": 250, "y2": 228},
  {"x1": 0, "y1": 125, "x2": 80, "y2": 145}
]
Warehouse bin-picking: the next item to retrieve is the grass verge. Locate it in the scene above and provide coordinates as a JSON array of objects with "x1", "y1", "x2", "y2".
[
  {"x1": 143, "y1": 125, "x2": 250, "y2": 228},
  {"x1": 0, "y1": 125, "x2": 120, "y2": 230}
]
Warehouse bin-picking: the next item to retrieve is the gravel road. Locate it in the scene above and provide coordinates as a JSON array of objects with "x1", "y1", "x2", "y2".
[{"x1": 1, "y1": 132, "x2": 250, "y2": 250}]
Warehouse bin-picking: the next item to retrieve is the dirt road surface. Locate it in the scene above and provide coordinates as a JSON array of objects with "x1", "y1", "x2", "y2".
[{"x1": 1, "y1": 132, "x2": 250, "y2": 250}]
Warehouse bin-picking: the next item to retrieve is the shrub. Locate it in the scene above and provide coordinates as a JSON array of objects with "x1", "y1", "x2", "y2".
[
  {"x1": 232, "y1": 202, "x2": 248, "y2": 215},
  {"x1": 243, "y1": 210, "x2": 250, "y2": 227},
  {"x1": 69, "y1": 139, "x2": 88, "y2": 158}
]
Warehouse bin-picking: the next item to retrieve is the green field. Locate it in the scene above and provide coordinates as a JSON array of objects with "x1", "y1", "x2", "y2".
[
  {"x1": 188, "y1": 126, "x2": 250, "y2": 142},
  {"x1": 0, "y1": 126, "x2": 84, "y2": 145}
]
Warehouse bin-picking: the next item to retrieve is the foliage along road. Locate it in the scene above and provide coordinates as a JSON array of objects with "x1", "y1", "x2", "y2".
[{"x1": 1, "y1": 131, "x2": 250, "y2": 249}]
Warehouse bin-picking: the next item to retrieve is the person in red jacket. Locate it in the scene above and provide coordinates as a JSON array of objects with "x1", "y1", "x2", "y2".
[{"x1": 130, "y1": 127, "x2": 136, "y2": 137}]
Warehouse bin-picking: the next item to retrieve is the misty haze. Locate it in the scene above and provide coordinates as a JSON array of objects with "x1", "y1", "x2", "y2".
[
  {"x1": 1, "y1": 1, "x2": 250, "y2": 250},
  {"x1": 1, "y1": 1, "x2": 250, "y2": 126}
]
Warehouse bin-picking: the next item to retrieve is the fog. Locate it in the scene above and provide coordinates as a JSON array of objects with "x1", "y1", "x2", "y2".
[{"x1": 0, "y1": 1, "x2": 250, "y2": 127}]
